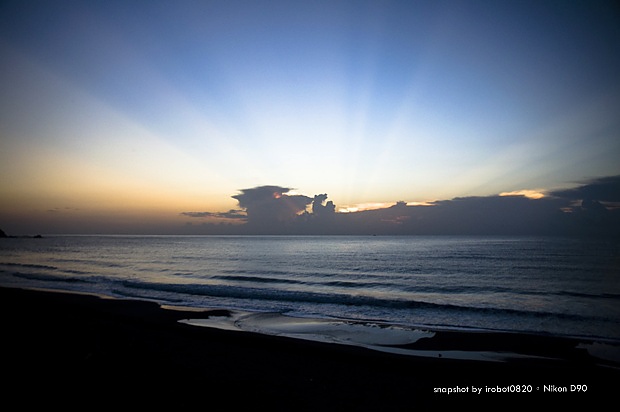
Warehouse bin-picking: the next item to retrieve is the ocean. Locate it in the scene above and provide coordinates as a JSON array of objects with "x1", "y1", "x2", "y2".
[{"x1": 1, "y1": 235, "x2": 619, "y2": 345}]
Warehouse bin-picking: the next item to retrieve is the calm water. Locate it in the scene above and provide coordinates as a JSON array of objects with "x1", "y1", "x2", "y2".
[{"x1": 1, "y1": 235, "x2": 619, "y2": 341}]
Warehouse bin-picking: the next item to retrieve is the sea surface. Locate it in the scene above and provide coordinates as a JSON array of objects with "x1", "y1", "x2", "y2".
[{"x1": 1, "y1": 235, "x2": 619, "y2": 344}]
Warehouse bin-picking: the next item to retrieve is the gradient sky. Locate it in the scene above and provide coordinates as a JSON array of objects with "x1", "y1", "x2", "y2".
[{"x1": 1, "y1": 1, "x2": 619, "y2": 234}]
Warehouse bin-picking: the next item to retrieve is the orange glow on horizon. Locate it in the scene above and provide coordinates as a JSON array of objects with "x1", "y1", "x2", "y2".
[
  {"x1": 499, "y1": 190, "x2": 545, "y2": 199},
  {"x1": 337, "y1": 201, "x2": 435, "y2": 213}
]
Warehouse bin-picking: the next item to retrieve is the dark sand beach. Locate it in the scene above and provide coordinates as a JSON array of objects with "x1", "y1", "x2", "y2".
[{"x1": 1, "y1": 286, "x2": 617, "y2": 410}]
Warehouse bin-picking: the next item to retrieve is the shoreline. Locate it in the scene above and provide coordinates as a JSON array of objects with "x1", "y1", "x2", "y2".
[
  {"x1": 180, "y1": 309, "x2": 620, "y2": 365},
  {"x1": 1, "y1": 286, "x2": 617, "y2": 408}
]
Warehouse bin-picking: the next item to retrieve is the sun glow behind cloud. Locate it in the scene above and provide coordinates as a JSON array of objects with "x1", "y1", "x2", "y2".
[{"x1": 499, "y1": 190, "x2": 545, "y2": 200}]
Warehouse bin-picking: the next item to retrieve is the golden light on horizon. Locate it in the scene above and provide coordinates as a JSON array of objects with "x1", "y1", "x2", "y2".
[
  {"x1": 338, "y1": 202, "x2": 399, "y2": 213},
  {"x1": 499, "y1": 190, "x2": 545, "y2": 199}
]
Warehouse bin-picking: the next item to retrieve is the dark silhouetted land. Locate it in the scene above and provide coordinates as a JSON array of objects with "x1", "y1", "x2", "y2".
[{"x1": 1, "y1": 286, "x2": 616, "y2": 409}]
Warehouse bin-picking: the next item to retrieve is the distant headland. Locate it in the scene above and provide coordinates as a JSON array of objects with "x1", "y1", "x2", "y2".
[{"x1": 0, "y1": 228, "x2": 42, "y2": 238}]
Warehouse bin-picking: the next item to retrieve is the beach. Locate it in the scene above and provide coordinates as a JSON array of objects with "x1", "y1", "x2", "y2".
[{"x1": 1, "y1": 286, "x2": 617, "y2": 410}]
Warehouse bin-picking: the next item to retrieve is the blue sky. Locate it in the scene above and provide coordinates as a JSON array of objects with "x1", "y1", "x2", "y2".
[{"x1": 1, "y1": 1, "x2": 619, "y2": 234}]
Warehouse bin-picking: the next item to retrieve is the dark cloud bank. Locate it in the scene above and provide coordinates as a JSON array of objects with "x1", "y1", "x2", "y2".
[{"x1": 181, "y1": 176, "x2": 620, "y2": 236}]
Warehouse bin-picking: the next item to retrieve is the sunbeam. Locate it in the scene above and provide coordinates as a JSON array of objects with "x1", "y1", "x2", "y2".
[{"x1": 1, "y1": 1, "x2": 618, "y2": 234}]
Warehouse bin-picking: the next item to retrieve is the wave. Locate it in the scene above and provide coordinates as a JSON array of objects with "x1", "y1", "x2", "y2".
[
  {"x1": 557, "y1": 291, "x2": 620, "y2": 300},
  {"x1": 120, "y1": 279, "x2": 613, "y2": 323},
  {"x1": 211, "y1": 274, "x2": 390, "y2": 289},
  {"x1": 50, "y1": 258, "x2": 126, "y2": 268},
  {"x1": 1, "y1": 261, "x2": 93, "y2": 276},
  {"x1": 0, "y1": 262, "x2": 58, "y2": 271},
  {"x1": 220, "y1": 268, "x2": 398, "y2": 280},
  {"x1": 210, "y1": 275, "x2": 305, "y2": 285},
  {"x1": 10, "y1": 271, "x2": 92, "y2": 283},
  {"x1": 208, "y1": 273, "x2": 620, "y2": 301}
]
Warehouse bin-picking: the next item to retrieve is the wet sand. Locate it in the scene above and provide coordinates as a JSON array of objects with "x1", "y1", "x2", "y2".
[{"x1": 1, "y1": 286, "x2": 617, "y2": 409}]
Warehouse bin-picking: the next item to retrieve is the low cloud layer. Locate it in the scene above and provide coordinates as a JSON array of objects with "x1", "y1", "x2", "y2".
[
  {"x1": 181, "y1": 176, "x2": 620, "y2": 236},
  {"x1": 549, "y1": 175, "x2": 620, "y2": 203},
  {"x1": 181, "y1": 210, "x2": 246, "y2": 220}
]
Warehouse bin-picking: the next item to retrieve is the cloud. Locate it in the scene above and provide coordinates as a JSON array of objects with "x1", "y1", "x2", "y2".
[
  {"x1": 181, "y1": 210, "x2": 246, "y2": 220},
  {"x1": 232, "y1": 186, "x2": 313, "y2": 226},
  {"x1": 311, "y1": 194, "x2": 335, "y2": 216},
  {"x1": 181, "y1": 185, "x2": 339, "y2": 234},
  {"x1": 549, "y1": 175, "x2": 620, "y2": 202},
  {"x1": 181, "y1": 178, "x2": 620, "y2": 236},
  {"x1": 409, "y1": 195, "x2": 569, "y2": 235}
]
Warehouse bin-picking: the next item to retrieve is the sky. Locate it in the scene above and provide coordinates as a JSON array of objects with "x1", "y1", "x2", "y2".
[{"x1": 1, "y1": 0, "x2": 619, "y2": 235}]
